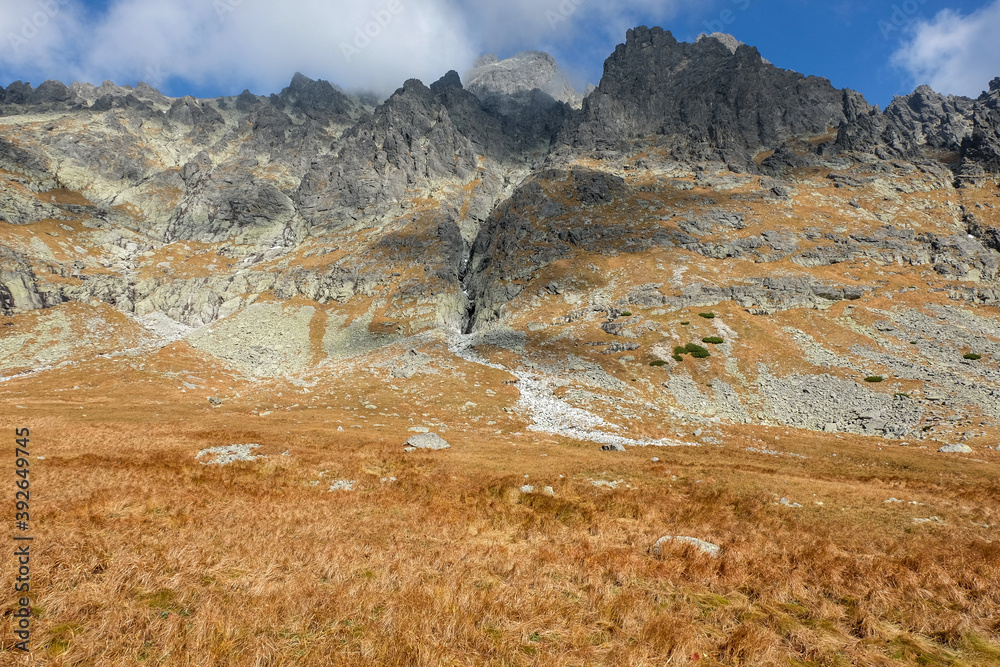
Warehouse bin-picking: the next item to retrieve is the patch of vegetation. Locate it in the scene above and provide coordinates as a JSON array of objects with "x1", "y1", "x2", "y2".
[
  {"x1": 680, "y1": 321, "x2": 690, "y2": 326},
  {"x1": 964, "y1": 353, "x2": 982, "y2": 360},
  {"x1": 865, "y1": 376, "x2": 884, "y2": 383},
  {"x1": 702, "y1": 336, "x2": 724, "y2": 345},
  {"x1": 894, "y1": 393, "x2": 911, "y2": 399},
  {"x1": 619, "y1": 311, "x2": 632, "y2": 317},
  {"x1": 910, "y1": 341, "x2": 918, "y2": 345},
  {"x1": 699, "y1": 312, "x2": 716, "y2": 319},
  {"x1": 675, "y1": 343, "x2": 711, "y2": 361},
  {"x1": 45, "y1": 624, "x2": 82, "y2": 657},
  {"x1": 649, "y1": 360, "x2": 668, "y2": 367}
]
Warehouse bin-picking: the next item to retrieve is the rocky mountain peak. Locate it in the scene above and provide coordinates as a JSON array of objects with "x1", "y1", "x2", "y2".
[
  {"x1": 270, "y1": 72, "x2": 357, "y2": 122},
  {"x1": 575, "y1": 26, "x2": 850, "y2": 165},
  {"x1": 696, "y1": 31, "x2": 772, "y2": 65},
  {"x1": 430, "y1": 70, "x2": 464, "y2": 94},
  {"x1": 465, "y1": 50, "x2": 582, "y2": 109}
]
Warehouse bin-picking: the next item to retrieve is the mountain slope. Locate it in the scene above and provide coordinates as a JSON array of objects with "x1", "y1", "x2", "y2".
[{"x1": 0, "y1": 28, "x2": 998, "y2": 444}]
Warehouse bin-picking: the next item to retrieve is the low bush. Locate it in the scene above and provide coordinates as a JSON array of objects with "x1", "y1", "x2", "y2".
[
  {"x1": 650, "y1": 360, "x2": 668, "y2": 367},
  {"x1": 699, "y1": 312, "x2": 716, "y2": 319},
  {"x1": 703, "y1": 336, "x2": 724, "y2": 345},
  {"x1": 673, "y1": 343, "x2": 711, "y2": 360},
  {"x1": 865, "y1": 376, "x2": 884, "y2": 383},
  {"x1": 687, "y1": 344, "x2": 711, "y2": 359},
  {"x1": 964, "y1": 353, "x2": 982, "y2": 360}
]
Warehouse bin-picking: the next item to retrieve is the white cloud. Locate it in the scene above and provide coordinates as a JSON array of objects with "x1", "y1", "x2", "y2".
[
  {"x1": 0, "y1": 0, "x2": 691, "y2": 96},
  {"x1": 892, "y1": 1, "x2": 1000, "y2": 98}
]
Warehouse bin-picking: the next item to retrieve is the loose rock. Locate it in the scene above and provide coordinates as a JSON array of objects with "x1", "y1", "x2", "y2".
[
  {"x1": 196, "y1": 444, "x2": 264, "y2": 465},
  {"x1": 404, "y1": 433, "x2": 451, "y2": 450},
  {"x1": 651, "y1": 535, "x2": 721, "y2": 558}
]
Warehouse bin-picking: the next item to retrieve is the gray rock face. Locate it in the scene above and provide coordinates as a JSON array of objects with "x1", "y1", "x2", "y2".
[
  {"x1": 466, "y1": 51, "x2": 582, "y2": 108},
  {"x1": 939, "y1": 443, "x2": 974, "y2": 453},
  {"x1": 0, "y1": 247, "x2": 45, "y2": 314},
  {"x1": 960, "y1": 84, "x2": 1000, "y2": 183},
  {"x1": 404, "y1": 433, "x2": 451, "y2": 450},
  {"x1": 885, "y1": 86, "x2": 976, "y2": 151},
  {"x1": 269, "y1": 72, "x2": 359, "y2": 123},
  {"x1": 295, "y1": 74, "x2": 497, "y2": 234},
  {"x1": 574, "y1": 26, "x2": 854, "y2": 164},
  {"x1": 836, "y1": 78, "x2": 1000, "y2": 180}
]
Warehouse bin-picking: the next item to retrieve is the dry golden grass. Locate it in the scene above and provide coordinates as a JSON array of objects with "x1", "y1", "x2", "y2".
[{"x1": 1, "y1": 348, "x2": 999, "y2": 666}]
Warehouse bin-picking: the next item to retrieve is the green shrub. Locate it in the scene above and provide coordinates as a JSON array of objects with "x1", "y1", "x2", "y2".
[
  {"x1": 964, "y1": 353, "x2": 982, "y2": 360},
  {"x1": 865, "y1": 376, "x2": 884, "y2": 383},
  {"x1": 685, "y1": 343, "x2": 711, "y2": 359},
  {"x1": 699, "y1": 312, "x2": 716, "y2": 319},
  {"x1": 680, "y1": 321, "x2": 690, "y2": 326},
  {"x1": 650, "y1": 360, "x2": 668, "y2": 367},
  {"x1": 673, "y1": 343, "x2": 711, "y2": 360},
  {"x1": 702, "y1": 336, "x2": 724, "y2": 345},
  {"x1": 619, "y1": 311, "x2": 632, "y2": 317},
  {"x1": 910, "y1": 341, "x2": 918, "y2": 345}
]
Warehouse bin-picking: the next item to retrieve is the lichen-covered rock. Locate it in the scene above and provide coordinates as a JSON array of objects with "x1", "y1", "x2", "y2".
[{"x1": 404, "y1": 433, "x2": 451, "y2": 450}]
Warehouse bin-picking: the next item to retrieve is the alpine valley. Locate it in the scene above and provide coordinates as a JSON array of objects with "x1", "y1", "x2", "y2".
[{"x1": 2, "y1": 28, "x2": 1000, "y2": 665}]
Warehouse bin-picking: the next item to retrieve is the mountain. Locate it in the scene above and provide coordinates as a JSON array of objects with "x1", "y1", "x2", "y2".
[
  {"x1": 465, "y1": 50, "x2": 584, "y2": 108},
  {"x1": 1, "y1": 27, "x2": 999, "y2": 442},
  {"x1": 4, "y1": 27, "x2": 1000, "y2": 665}
]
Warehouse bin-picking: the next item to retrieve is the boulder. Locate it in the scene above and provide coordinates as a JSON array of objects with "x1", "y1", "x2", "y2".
[
  {"x1": 404, "y1": 433, "x2": 451, "y2": 450},
  {"x1": 939, "y1": 443, "x2": 973, "y2": 453},
  {"x1": 651, "y1": 535, "x2": 721, "y2": 558}
]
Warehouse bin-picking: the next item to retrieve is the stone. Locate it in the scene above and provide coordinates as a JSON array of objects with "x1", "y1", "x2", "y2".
[
  {"x1": 601, "y1": 442, "x2": 626, "y2": 452},
  {"x1": 651, "y1": 535, "x2": 721, "y2": 558},
  {"x1": 939, "y1": 443, "x2": 974, "y2": 453},
  {"x1": 404, "y1": 433, "x2": 451, "y2": 450},
  {"x1": 196, "y1": 444, "x2": 264, "y2": 466}
]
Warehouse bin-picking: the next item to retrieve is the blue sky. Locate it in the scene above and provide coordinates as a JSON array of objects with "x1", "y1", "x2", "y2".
[{"x1": 2, "y1": 0, "x2": 999, "y2": 106}]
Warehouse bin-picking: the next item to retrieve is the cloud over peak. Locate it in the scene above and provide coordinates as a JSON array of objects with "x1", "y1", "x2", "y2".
[
  {"x1": 892, "y1": 0, "x2": 1000, "y2": 98},
  {"x1": 0, "y1": 0, "x2": 689, "y2": 97}
]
